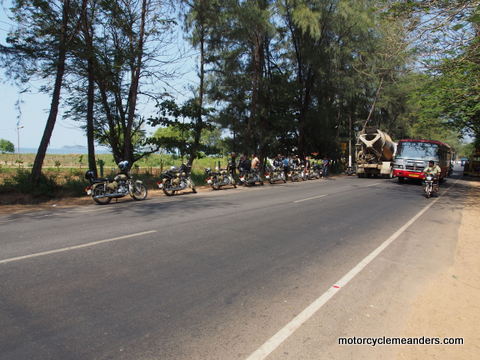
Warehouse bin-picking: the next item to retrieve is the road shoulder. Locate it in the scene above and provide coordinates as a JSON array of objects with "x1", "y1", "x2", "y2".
[{"x1": 399, "y1": 179, "x2": 480, "y2": 359}]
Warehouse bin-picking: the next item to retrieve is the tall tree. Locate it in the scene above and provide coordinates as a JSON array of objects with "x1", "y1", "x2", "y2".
[
  {"x1": 2, "y1": 0, "x2": 82, "y2": 183},
  {"x1": 63, "y1": 0, "x2": 178, "y2": 165},
  {"x1": 182, "y1": 0, "x2": 220, "y2": 166}
]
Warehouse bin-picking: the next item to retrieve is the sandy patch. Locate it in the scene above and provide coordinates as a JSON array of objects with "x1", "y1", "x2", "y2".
[
  {"x1": 0, "y1": 186, "x2": 215, "y2": 215},
  {"x1": 398, "y1": 181, "x2": 480, "y2": 359}
]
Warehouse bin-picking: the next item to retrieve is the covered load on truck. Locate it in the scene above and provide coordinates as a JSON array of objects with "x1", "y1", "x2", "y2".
[{"x1": 355, "y1": 127, "x2": 396, "y2": 178}]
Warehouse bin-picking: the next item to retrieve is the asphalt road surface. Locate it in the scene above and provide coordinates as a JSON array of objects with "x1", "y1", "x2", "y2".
[{"x1": 0, "y1": 172, "x2": 468, "y2": 360}]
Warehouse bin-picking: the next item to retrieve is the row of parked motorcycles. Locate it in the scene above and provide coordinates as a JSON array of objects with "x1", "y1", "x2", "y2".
[{"x1": 84, "y1": 161, "x2": 327, "y2": 204}]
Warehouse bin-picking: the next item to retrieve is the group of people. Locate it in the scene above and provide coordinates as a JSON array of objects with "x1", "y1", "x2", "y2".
[{"x1": 227, "y1": 152, "x2": 331, "y2": 180}]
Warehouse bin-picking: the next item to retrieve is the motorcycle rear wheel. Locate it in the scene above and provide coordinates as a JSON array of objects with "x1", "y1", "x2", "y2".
[
  {"x1": 92, "y1": 185, "x2": 112, "y2": 205},
  {"x1": 131, "y1": 183, "x2": 147, "y2": 200},
  {"x1": 162, "y1": 181, "x2": 175, "y2": 196}
]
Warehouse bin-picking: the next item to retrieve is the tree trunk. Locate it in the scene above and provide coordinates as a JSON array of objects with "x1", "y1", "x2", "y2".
[
  {"x1": 82, "y1": 0, "x2": 97, "y2": 176},
  {"x1": 298, "y1": 67, "x2": 314, "y2": 157},
  {"x1": 362, "y1": 77, "x2": 384, "y2": 130},
  {"x1": 31, "y1": 0, "x2": 70, "y2": 184},
  {"x1": 188, "y1": 7, "x2": 206, "y2": 168},
  {"x1": 86, "y1": 53, "x2": 97, "y2": 176},
  {"x1": 125, "y1": 0, "x2": 148, "y2": 165}
]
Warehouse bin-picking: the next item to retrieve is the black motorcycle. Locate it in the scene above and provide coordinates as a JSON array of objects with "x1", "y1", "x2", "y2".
[
  {"x1": 423, "y1": 174, "x2": 438, "y2": 198},
  {"x1": 288, "y1": 164, "x2": 304, "y2": 182},
  {"x1": 239, "y1": 169, "x2": 264, "y2": 186},
  {"x1": 309, "y1": 163, "x2": 323, "y2": 179},
  {"x1": 84, "y1": 168, "x2": 147, "y2": 205},
  {"x1": 265, "y1": 165, "x2": 286, "y2": 184},
  {"x1": 157, "y1": 164, "x2": 197, "y2": 196},
  {"x1": 205, "y1": 167, "x2": 236, "y2": 190}
]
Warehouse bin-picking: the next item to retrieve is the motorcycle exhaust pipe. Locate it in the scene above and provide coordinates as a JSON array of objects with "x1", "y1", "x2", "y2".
[{"x1": 93, "y1": 192, "x2": 124, "y2": 199}]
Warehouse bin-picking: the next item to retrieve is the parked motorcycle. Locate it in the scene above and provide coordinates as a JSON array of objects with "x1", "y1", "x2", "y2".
[
  {"x1": 239, "y1": 169, "x2": 264, "y2": 186},
  {"x1": 157, "y1": 164, "x2": 197, "y2": 196},
  {"x1": 288, "y1": 165, "x2": 304, "y2": 182},
  {"x1": 84, "y1": 161, "x2": 147, "y2": 205},
  {"x1": 306, "y1": 164, "x2": 322, "y2": 180},
  {"x1": 205, "y1": 167, "x2": 236, "y2": 190},
  {"x1": 265, "y1": 166, "x2": 286, "y2": 184},
  {"x1": 423, "y1": 174, "x2": 438, "y2": 198}
]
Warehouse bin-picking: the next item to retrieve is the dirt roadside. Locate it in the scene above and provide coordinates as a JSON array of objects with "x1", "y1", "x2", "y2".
[
  {"x1": 0, "y1": 176, "x2": 342, "y2": 215},
  {"x1": 0, "y1": 186, "x2": 215, "y2": 215},
  {"x1": 398, "y1": 180, "x2": 480, "y2": 359}
]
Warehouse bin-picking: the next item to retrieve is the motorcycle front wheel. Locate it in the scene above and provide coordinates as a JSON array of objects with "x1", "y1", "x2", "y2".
[
  {"x1": 131, "y1": 183, "x2": 148, "y2": 200},
  {"x1": 424, "y1": 185, "x2": 432, "y2": 198},
  {"x1": 92, "y1": 184, "x2": 112, "y2": 205}
]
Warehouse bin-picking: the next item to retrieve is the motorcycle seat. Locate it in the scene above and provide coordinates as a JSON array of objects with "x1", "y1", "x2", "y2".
[{"x1": 92, "y1": 178, "x2": 109, "y2": 183}]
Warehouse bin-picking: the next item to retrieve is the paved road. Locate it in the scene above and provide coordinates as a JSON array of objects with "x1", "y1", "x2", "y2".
[{"x1": 0, "y1": 173, "x2": 469, "y2": 359}]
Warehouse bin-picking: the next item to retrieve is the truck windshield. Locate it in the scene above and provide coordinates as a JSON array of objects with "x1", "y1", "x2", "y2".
[{"x1": 396, "y1": 142, "x2": 438, "y2": 160}]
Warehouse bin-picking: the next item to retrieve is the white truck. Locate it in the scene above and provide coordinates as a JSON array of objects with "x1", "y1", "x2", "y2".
[{"x1": 355, "y1": 127, "x2": 396, "y2": 178}]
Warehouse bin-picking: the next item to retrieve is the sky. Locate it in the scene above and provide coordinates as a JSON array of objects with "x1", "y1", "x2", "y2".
[
  {"x1": 0, "y1": 1, "x2": 197, "y2": 152},
  {"x1": 0, "y1": 3, "x2": 87, "y2": 150}
]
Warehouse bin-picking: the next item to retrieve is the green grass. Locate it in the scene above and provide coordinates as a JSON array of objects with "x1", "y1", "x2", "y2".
[
  {"x1": 0, "y1": 154, "x2": 228, "y2": 202},
  {"x1": 0, "y1": 153, "x2": 226, "y2": 171}
]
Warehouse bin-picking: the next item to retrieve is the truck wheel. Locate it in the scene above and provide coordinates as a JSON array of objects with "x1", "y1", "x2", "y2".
[{"x1": 398, "y1": 177, "x2": 405, "y2": 183}]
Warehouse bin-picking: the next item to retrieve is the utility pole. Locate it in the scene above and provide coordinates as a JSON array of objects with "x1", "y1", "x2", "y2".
[{"x1": 17, "y1": 124, "x2": 24, "y2": 154}]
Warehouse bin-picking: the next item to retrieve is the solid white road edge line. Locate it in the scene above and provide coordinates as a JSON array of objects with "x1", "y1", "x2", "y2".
[
  {"x1": 246, "y1": 179, "x2": 460, "y2": 360},
  {"x1": 0, "y1": 230, "x2": 157, "y2": 265},
  {"x1": 293, "y1": 194, "x2": 327, "y2": 203}
]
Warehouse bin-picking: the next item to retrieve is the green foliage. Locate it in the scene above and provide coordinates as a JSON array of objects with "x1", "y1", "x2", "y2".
[
  {"x1": 0, "y1": 170, "x2": 58, "y2": 197},
  {"x1": 404, "y1": 55, "x2": 480, "y2": 144},
  {"x1": 0, "y1": 139, "x2": 15, "y2": 153},
  {"x1": 54, "y1": 160, "x2": 61, "y2": 171},
  {"x1": 149, "y1": 98, "x2": 219, "y2": 160}
]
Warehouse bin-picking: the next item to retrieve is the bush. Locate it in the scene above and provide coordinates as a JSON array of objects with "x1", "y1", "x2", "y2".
[
  {"x1": 0, "y1": 170, "x2": 59, "y2": 197},
  {"x1": 61, "y1": 177, "x2": 87, "y2": 197}
]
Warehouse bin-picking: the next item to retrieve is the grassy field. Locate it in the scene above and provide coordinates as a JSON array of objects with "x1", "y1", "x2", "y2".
[
  {"x1": 0, "y1": 153, "x2": 229, "y2": 202},
  {"x1": 0, "y1": 153, "x2": 226, "y2": 172}
]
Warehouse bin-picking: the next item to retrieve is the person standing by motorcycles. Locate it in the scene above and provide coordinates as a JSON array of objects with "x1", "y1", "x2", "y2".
[
  {"x1": 291, "y1": 154, "x2": 301, "y2": 168},
  {"x1": 322, "y1": 156, "x2": 330, "y2": 177},
  {"x1": 251, "y1": 153, "x2": 260, "y2": 171},
  {"x1": 238, "y1": 154, "x2": 250, "y2": 184},
  {"x1": 304, "y1": 155, "x2": 311, "y2": 177},
  {"x1": 282, "y1": 155, "x2": 290, "y2": 179},
  {"x1": 228, "y1": 152, "x2": 237, "y2": 178},
  {"x1": 273, "y1": 154, "x2": 283, "y2": 169}
]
